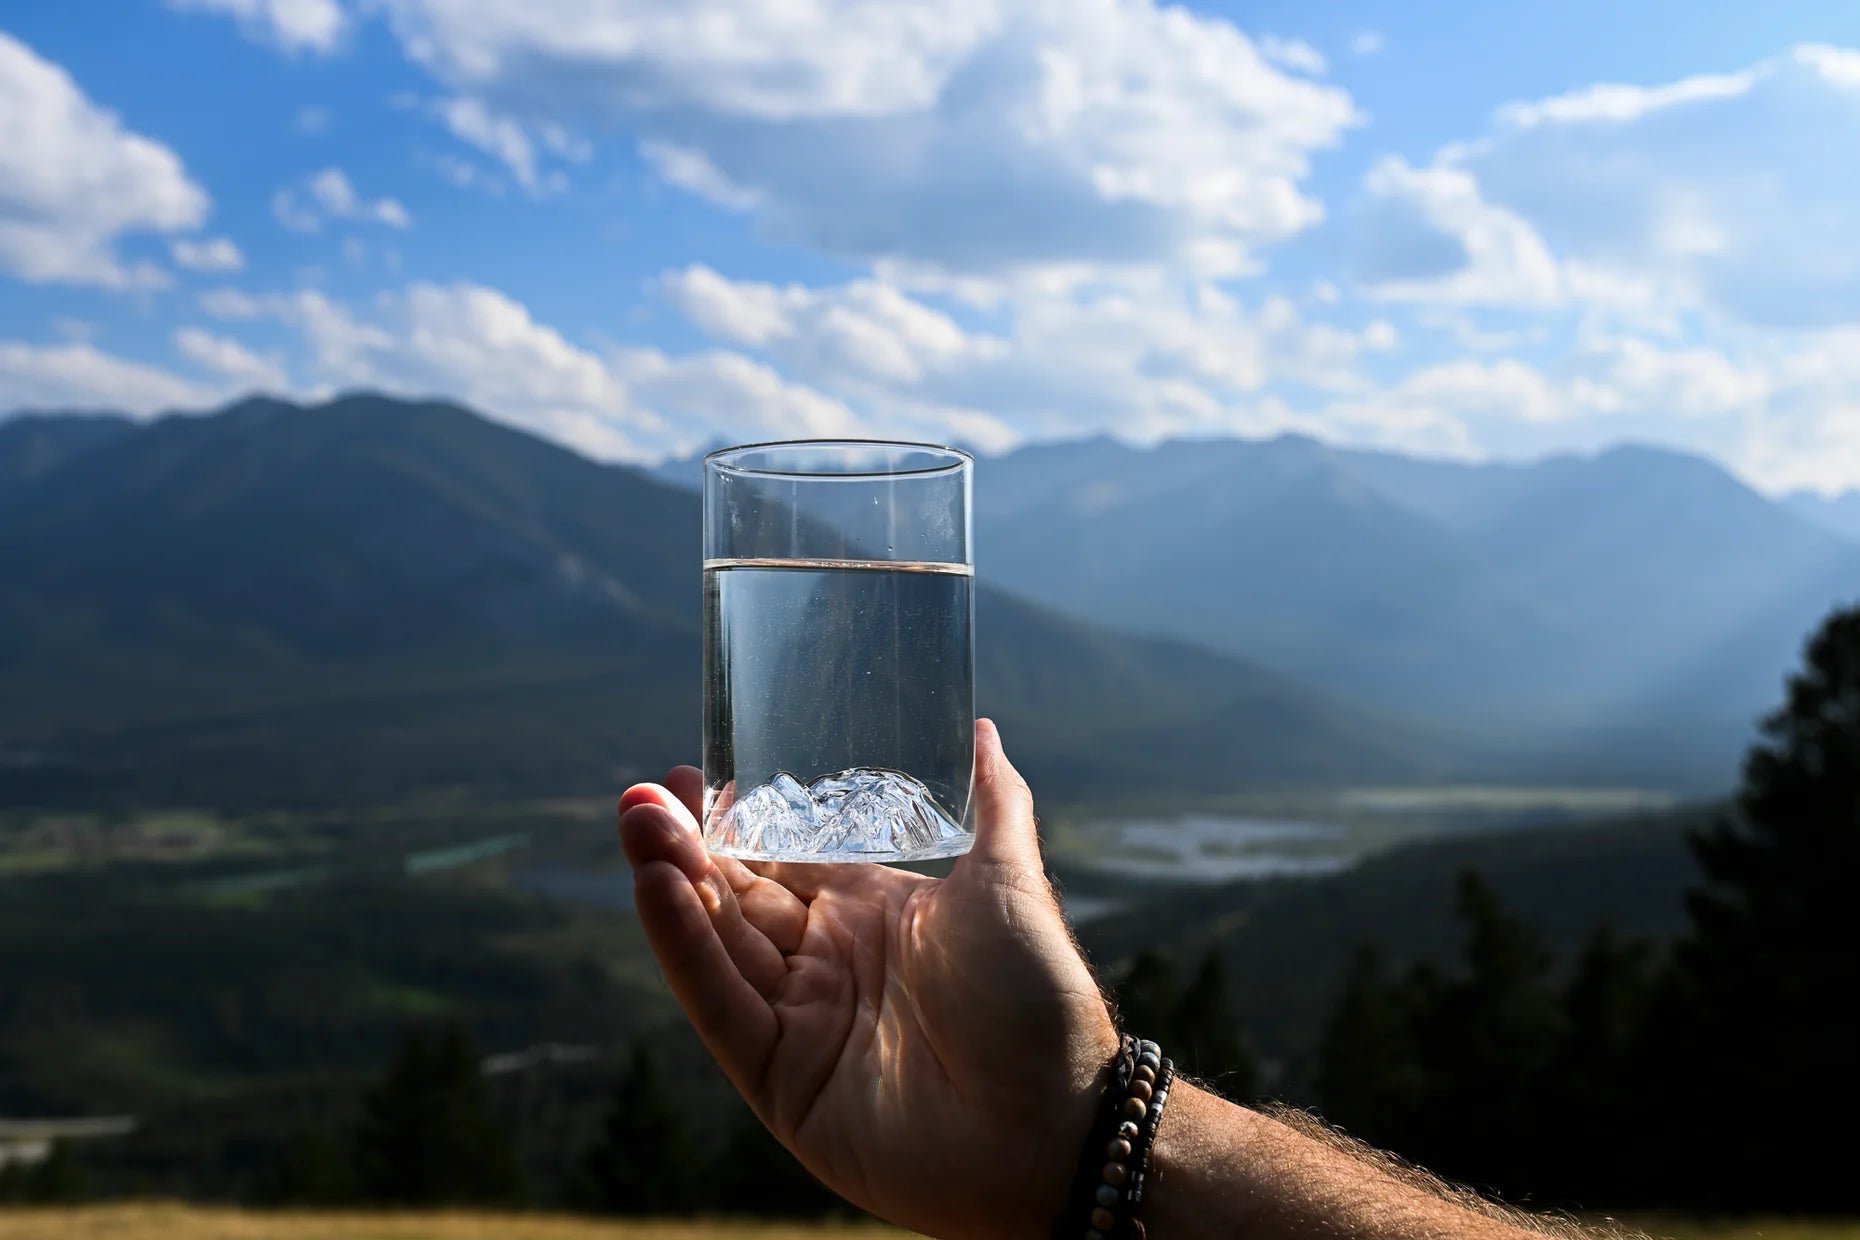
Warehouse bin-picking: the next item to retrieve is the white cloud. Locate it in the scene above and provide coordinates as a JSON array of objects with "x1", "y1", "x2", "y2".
[
  {"x1": 272, "y1": 167, "x2": 411, "y2": 232},
  {"x1": 1259, "y1": 36, "x2": 1327, "y2": 76},
  {"x1": 662, "y1": 266, "x2": 1393, "y2": 444},
  {"x1": 173, "y1": 326, "x2": 287, "y2": 391},
  {"x1": 662, "y1": 265, "x2": 1004, "y2": 384},
  {"x1": 167, "y1": 0, "x2": 347, "y2": 54},
  {"x1": 170, "y1": 236, "x2": 246, "y2": 272},
  {"x1": 0, "y1": 340, "x2": 215, "y2": 414},
  {"x1": 1349, "y1": 31, "x2": 1384, "y2": 57},
  {"x1": 1495, "y1": 69, "x2": 1753, "y2": 129},
  {"x1": 373, "y1": 0, "x2": 1357, "y2": 278},
  {"x1": 1354, "y1": 158, "x2": 1561, "y2": 306},
  {"x1": 271, "y1": 188, "x2": 322, "y2": 233},
  {"x1": 195, "y1": 280, "x2": 880, "y2": 460},
  {"x1": 1363, "y1": 45, "x2": 1860, "y2": 327},
  {"x1": 434, "y1": 96, "x2": 541, "y2": 191},
  {"x1": 0, "y1": 32, "x2": 208, "y2": 288},
  {"x1": 637, "y1": 141, "x2": 762, "y2": 212},
  {"x1": 294, "y1": 104, "x2": 331, "y2": 133}
]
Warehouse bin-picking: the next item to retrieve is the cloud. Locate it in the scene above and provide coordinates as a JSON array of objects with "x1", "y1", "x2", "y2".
[
  {"x1": 1354, "y1": 158, "x2": 1561, "y2": 306},
  {"x1": 662, "y1": 265, "x2": 1004, "y2": 384},
  {"x1": 0, "y1": 32, "x2": 208, "y2": 288},
  {"x1": 173, "y1": 326, "x2": 287, "y2": 390},
  {"x1": 1356, "y1": 45, "x2": 1860, "y2": 327},
  {"x1": 1349, "y1": 31, "x2": 1384, "y2": 57},
  {"x1": 272, "y1": 167, "x2": 411, "y2": 232},
  {"x1": 0, "y1": 340, "x2": 215, "y2": 414},
  {"x1": 193, "y1": 279, "x2": 880, "y2": 459},
  {"x1": 434, "y1": 96, "x2": 546, "y2": 192},
  {"x1": 1259, "y1": 36, "x2": 1327, "y2": 76},
  {"x1": 661, "y1": 266, "x2": 1392, "y2": 444},
  {"x1": 294, "y1": 104, "x2": 332, "y2": 133},
  {"x1": 167, "y1": 0, "x2": 347, "y2": 54},
  {"x1": 374, "y1": 0, "x2": 1358, "y2": 278},
  {"x1": 170, "y1": 236, "x2": 246, "y2": 272}
]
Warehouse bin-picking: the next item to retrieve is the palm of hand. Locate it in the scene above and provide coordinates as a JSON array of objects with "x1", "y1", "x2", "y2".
[{"x1": 621, "y1": 725, "x2": 1117, "y2": 1239}]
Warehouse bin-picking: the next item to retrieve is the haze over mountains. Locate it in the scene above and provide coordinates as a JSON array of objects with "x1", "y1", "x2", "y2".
[
  {"x1": 664, "y1": 432, "x2": 1860, "y2": 791},
  {"x1": 0, "y1": 395, "x2": 1422, "y2": 808},
  {"x1": 4, "y1": 392, "x2": 1853, "y2": 806}
]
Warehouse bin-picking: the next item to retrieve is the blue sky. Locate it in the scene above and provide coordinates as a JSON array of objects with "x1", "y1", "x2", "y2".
[{"x1": 4, "y1": 1, "x2": 1860, "y2": 492}]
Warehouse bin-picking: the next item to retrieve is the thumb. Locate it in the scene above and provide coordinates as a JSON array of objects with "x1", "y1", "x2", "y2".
[{"x1": 963, "y1": 717, "x2": 1042, "y2": 873}]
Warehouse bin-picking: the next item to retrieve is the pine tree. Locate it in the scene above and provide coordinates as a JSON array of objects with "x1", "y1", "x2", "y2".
[
  {"x1": 1173, "y1": 951, "x2": 1258, "y2": 1096},
  {"x1": 710, "y1": 1103, "x2": 839, "y2": 1217},
  {"x1": 352, "y1": 1023, "x2": 526, "y2": 1206},
  {"x1": 1665, "y1": 605, "x2": 1860, "y2": 1209},
  {"x1": 570, "y1": 1045, "x2": 703, "y2": 1214},
  {"x1": 1111, "y1": 950, "x2": 1180, "y2": 1047},
  {"x1": 1316, "y1": 946, "x2": 1422, "y2": 1147},
  {"x1": 1404, "y1": 872, "x2": 1562, "y2": 1197},
  {"x1": 1538, "y1": 925, "x2": 1652, "y2": 1204}
]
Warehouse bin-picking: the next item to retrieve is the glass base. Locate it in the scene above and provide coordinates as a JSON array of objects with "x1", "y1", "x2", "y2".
[
  {"x1": 709, "y1": 834, "x2": 975, "y2": 865},
  {"x1": 703, "y1": 767, "x2": 971, "y2": 865}
]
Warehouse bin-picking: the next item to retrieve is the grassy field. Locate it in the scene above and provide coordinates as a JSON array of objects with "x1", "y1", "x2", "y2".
[
  {"x1": 0, "y1": 1205, "x2": 908, "y2": 1239},
  {"x1": 1, "y1": 1206, "x2": 1857, "y2": 1240}
]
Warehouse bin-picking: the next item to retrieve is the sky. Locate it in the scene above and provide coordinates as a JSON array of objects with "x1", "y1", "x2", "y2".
[{"x1": 4, "y1": 2, "x2": 1860, "y2": 493}]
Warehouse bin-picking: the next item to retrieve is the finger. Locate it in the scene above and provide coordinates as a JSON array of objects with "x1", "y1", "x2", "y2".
[
  {"x1": 621, "y1": 781, "x2": 808, "y2": 952},
  {"x1": 962, "y1": 718, "x2": 1042, "y2": 873},
  {"x1": 621, "y1": 780, "x2": 698, "y2": 831},
  {"x1": 663, "y1": 765, "x2": 704, "y2": 822},
  {"x1": 725, "y1": 865, "x2": 810, "y2": 955},
  {"x1": 633, "y1": 860, "x2": 779, "y2": 1098},
  {"x1": 621, "y1": 801, "x2": 790, "y2": 997}
]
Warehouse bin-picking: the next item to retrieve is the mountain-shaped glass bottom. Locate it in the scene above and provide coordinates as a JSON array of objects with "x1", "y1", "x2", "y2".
[{"x1": 705, "y1": 767, "x2": 973, "y2": 863}]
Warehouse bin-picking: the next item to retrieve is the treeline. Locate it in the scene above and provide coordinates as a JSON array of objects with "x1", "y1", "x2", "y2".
[
  {"x1": 247, "y1": 1024, "x2": 840, "y2": 1216},
  {"x1": 1312, "y1": 605, "x2": 1860, "y2": 1212}
]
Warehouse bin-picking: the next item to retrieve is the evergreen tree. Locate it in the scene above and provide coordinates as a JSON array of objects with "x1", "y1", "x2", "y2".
[
  {"x1": 1111, "y1": 950, "x2": 1180, "y2": 1047},
  {"x1": 710, "y1": 1103, "x2": 840, "y2": 1217},
  {"x1": 0, "y1": 1141, "x2": 87, "y2": 1205},
  {"x1": 1403, "y1": 873, "x2": 1562, "y2": 1197},
  {"x1": 352, "y1": 1022, "x2": 526, "y2": 1207},
  {"x1": 1664, "y1": 605, "x2": 1860, "y2": 1209},
  {"x1": 255, "y1": 1131, "x2": 357, "y2": 1206},
  {"x1": 570, "y1": 1045, "x2": 703, "y2": 1214},
  {"x1": 1538, "y1": 926, "x2": 1652, "y2": 1205},
  {"x1": 1173, "y1": 951, "x2": 1258, "y2": 1096},
  {"x1": 1316, "y1": 947, "x2": 1422, "y2": 1148}
]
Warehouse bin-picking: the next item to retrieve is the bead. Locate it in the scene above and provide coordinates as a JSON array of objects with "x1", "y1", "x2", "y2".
[
  {"x1": 1103, "y1": 1162, "x2": 1128, "y2": 1186},
  {"x1": 1138, "y1": 1052, "x2": 1161, "y2": 1072},
  {"x1": 1122, "y1": 1097, "x2": 1148, "y2": 1121},
  {"x1": 1132, "y1": 1064, "x2": 1156, "y2": 1084},
  {"x1": 1095, "y1": 1183, "x2": 1121, "y2": 1208},
  {"x1": 1086, "y1": 1232, "x2": 1105, "y2": 1240},
  {"x1": 1137, "y1": 1039, "x2": 1159, "y2": 1055},
  {"x1": 1090, "y1": 1208, "x2": 1116, "y2": 1231},
  {"x1": 1130, "y1": 1079, "x2": 1153, "y2": 1103},
  {"x1": 1117, "y1": 1120, "x2": 1140, "y2": 1141},
  {"x1": 1107, "y1": 1137, "x2": 1133, "y2": 1160}
]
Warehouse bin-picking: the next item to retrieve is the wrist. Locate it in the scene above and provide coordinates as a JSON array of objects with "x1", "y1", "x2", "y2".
[{"x1": 1142, "y1": 1084, "x2": 1270, "y2": 1240}]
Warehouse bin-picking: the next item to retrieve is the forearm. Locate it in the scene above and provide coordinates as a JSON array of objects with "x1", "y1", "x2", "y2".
[{"x1": 1143, "y1": 1085, "x2": 1578, "y2": 1240}]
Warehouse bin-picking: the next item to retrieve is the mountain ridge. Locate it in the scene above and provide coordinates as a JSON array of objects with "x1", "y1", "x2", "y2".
[{"x1": 0, "y1": 394, "x2": 1426, "y2": 807}]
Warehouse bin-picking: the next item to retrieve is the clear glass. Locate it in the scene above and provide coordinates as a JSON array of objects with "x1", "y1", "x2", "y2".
[{"x1": 702, "y1": 440, "x2": 975, "y2": 863}]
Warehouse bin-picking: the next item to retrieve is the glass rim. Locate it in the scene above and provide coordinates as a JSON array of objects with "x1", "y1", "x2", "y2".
[{"x1": 704, "y1": 438, "x2": 973, "y2": 480}]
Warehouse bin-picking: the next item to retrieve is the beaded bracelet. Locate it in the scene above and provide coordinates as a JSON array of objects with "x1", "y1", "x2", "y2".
[{"x1": 1053, "y1": 1037, "x2": 1176, "y2": 1239}]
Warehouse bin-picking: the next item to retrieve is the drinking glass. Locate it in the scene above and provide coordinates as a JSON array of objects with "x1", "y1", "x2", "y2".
[{"x1": 702, "y1": 440, "x2": 975, "y2": 863}]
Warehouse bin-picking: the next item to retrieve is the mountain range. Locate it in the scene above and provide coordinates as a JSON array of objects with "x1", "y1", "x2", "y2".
[
  {"x1": 0, "y1": 395, "x2": 1424, "y2": 808},
  {"x1": 6, "y1": 393, "x2": 1853, "y2": 807},
  {"x1": 1785, "y1": 488, "x2": 1860, "y2": 544},
  {"x1": 658, "y1": 433, "x2": 1860, "y2": 792}
]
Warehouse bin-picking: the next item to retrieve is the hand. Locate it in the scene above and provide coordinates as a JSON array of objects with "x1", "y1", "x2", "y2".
[{"x1": 619, "y1": 719, "x2": 1119, "y2": 1238}]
